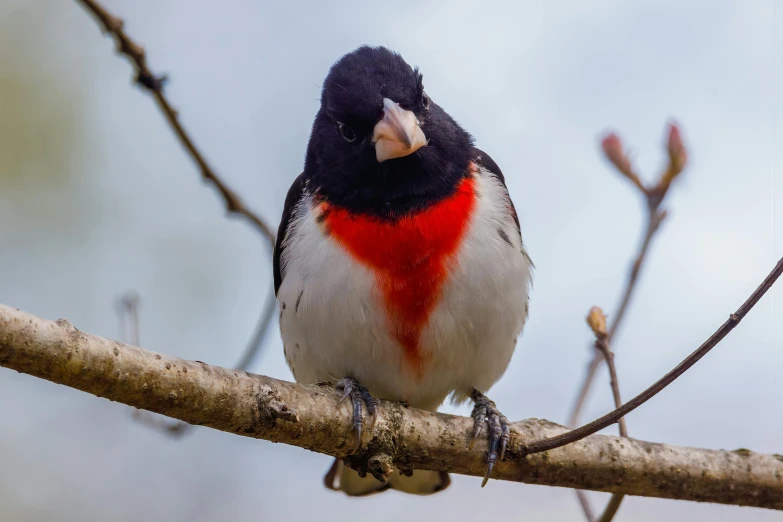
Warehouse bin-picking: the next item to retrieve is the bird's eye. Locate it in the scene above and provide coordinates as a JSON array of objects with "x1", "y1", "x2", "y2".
[
  {"x1": 422, "y1": 92, "x2": 430, "y2": 110},
  {"x1": 336, "y1": 121, "x2": 356, "y2": 143}
]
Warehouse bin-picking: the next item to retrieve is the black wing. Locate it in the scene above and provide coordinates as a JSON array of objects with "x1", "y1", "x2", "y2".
[
  {"x1": 472, "y1": 147, "x2": 521, "y2": 239},
  {"x1": 273, "y1": 173, "x2": 307, "y2": 296}
]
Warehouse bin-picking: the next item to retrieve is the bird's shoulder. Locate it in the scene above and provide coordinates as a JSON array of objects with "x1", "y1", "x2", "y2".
[
  {"x1": 471, "y1": 147, "x2": 521, "y2": 238},
  {"x1": 274, "y1": 172, "x2": 307, "y2": 296}
]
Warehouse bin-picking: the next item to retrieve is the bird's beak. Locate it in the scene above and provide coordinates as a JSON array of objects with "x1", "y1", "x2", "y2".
[{"x1": 373, "y1": 98, "x2": 427, "y2": 162}]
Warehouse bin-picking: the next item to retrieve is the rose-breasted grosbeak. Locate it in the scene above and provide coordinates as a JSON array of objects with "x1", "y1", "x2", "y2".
[{"x1": 274, "y1": 46, "x2": 532, "y2": 495}]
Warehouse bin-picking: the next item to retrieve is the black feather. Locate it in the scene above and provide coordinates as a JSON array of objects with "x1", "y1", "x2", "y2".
[
  {"x1": 273, "y1": 173, "x2": 306, "y2": 296},
  {"x1": 304, "y1": 46, "x2": 474, "y2": 219},
  {"x1": 473, "y1": 146, "x2": 522, "y2": 240}
]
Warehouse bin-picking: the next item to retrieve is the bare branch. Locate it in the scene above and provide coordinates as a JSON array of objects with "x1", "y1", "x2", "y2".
[
  {"x1": 575, "y1": 491, "x2": 596, "y2": 521},
  {"x1": 524, "y1": 255, "x2": 783, "y2": 456},
  {"x1": 571, "y1": 124, "x2": 685, "y2": 521},
  {"x1": 571, "y1": 126, "x2": 681, "y2": 434},
  {"x1": 1, "y1": 303, "x2": 782, "y2": 509},
  {"x1": 115, "y1": 291, "x2": 140, "y2": 346},
  {"x1": 586, "y1": 307, "x2": 627, "y2": 439},
  {"x1": 606, "y1": 207, "x2": 666, "y2": 342},
  {"x1": 586, "y1": 306, "x2": 629, "y2": 521},
  {"x1": 76, "y1": 0, "x2": 280, "y2": 437},
  {"x1": 596, "y1": 495, "x2": 625, "y2": 522},
  {"x1": 74, "y1": 0, "x2": 276, "y2": 245}
]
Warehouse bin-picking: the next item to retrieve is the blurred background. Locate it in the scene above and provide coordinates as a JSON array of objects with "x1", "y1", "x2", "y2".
[{"x1": 1, "y1": 1, "x2": 781, "y2": 520}]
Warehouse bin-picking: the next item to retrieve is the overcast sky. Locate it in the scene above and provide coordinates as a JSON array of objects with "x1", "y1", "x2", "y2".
[{"x1": 1, "y1": 1, "x2": 782, "y2": 521}]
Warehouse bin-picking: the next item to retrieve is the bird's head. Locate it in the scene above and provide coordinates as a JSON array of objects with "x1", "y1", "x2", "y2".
[{"x1": 305, "y1": 46, "x2": 474, "y2": 218}]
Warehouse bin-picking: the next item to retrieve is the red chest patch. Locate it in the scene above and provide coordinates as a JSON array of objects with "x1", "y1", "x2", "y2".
[{"x1": 321, "y1": 172, "x2": 477, "y2": 373}]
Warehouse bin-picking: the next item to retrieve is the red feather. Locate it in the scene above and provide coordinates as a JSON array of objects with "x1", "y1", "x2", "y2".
[{"x1": 323, "y1": 168, "x2": 477, "y2": 373}]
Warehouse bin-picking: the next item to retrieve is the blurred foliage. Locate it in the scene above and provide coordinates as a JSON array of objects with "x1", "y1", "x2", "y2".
[{"x1": 0, "y1": 2, "x2": 93, "y2": 239}]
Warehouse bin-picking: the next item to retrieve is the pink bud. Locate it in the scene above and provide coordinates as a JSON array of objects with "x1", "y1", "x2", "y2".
[
  {"x1": 601, "y1": 133, "x2": 632, "y2": 175},
  {"x1": 666, "y1": 123, "x2": 687, "y2": 171}
]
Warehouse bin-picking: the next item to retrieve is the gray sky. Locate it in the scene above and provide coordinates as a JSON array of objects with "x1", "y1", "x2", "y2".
[{"x1": 0, "y1": 1, "x2": 781, "y2": 520}]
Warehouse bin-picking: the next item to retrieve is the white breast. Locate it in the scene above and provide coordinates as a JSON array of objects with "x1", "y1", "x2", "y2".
[{"x1": 277, "y1": 167, "x2": 532, "y2": 411}]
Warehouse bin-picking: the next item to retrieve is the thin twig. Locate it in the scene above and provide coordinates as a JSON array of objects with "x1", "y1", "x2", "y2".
[
  {"x1": 523, "y1": 254, "x2": 783, "y2": 456},
  {"x1": 585, "y1": 307, "x2": 628, "y2": 521},
  {"x1": 586, "y1": 308, "x2": 627, "y2": 438},
  {"x1": 591, "y1": 341, "x2": 627, "y2": 522},
  {"x1": 569, "y1": 129, "x2": 678, "y2": 431},
  {"x1": 596, "y1": 343, "x2": 626, "y2": 437},
  {"x1": 116, "y1": 292, "x2": 140, "y2": 347},
  {"x1": 76, "y1": 0, "x2": 280, "y2": 437},
  {"x1": 570, "y1": 126, "x2": 683, "y2": 521},
  {"x1": 596, "y1": 495, "x2": 625, "y2": 522},
  {"x1": 606, "y1": 208, "x2": 666, "y2": 342},
  {"x1": 74, "y1": 0, "x2": 276, "y2": 245},
  {"x1": 575, "y1": 491, "x2": 596, "y2": 521}
]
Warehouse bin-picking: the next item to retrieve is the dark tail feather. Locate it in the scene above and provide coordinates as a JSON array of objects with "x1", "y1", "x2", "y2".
[{"x1": 324, "y1": 458, "x2": 450, "y2": 496}]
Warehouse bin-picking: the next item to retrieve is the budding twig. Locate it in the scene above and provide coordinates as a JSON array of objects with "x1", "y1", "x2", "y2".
[
  {"x1": 524, "y1": 254, "x2": 783, "y2": 456},
  {"x1": 586, "y1": 307, "x2": 626, "y2": 438},
  {"x1": 571, "y1": 124, "x2": 685, "y2": 521}
]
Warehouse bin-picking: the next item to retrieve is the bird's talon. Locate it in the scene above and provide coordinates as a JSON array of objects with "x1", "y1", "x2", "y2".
[
  {"x1": 470, "y1": 389, "x2": 509, "y2": 487},
  {"x1": 499, "y1": 423, "x2": 510, "y2": 461},
  {"x1": 336, "y1": 377, "x2": 378, "y2": 453},
  {"x1": 481, "y1": 462, "x2": 494, "y2": 488}
]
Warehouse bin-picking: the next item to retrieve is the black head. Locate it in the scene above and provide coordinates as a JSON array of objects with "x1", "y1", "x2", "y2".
[{"x1": 303, "y1": 46, "x2": 474, "y2": 219}]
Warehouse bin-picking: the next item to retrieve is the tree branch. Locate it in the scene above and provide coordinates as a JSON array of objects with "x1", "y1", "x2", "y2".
[
  {"x1": 571, "y1": 125, "x2": 686, "y2": 521},
  {"x1": 1, "y1": 303, "x2": 782, "y2": 510},
  {"x1": 75, "y1": 0, "x2": 276, "y2": 244},
  {"x1": 586, "y1": 307, "x2": 628, "y2": 439},
  {"x1": 586, "y1": 307, "x2": 629, "y2": 522},
  {"x1": 569, "y1": 127, "x2": 679, "y2": 432}
]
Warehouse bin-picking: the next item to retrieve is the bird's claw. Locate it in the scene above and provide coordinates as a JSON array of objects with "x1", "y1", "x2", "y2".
[
  {"x1": 336, "y1": 377, "x2": 378, "y2": 453},
  {"x1": 470, "y1": 389, "x2": 509, "y2": 487}
]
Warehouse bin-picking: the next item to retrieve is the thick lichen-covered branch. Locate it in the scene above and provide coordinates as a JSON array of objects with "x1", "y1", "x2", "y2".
[{"x1": 1, "y1": 303, "x2": 781, "y2": 510}]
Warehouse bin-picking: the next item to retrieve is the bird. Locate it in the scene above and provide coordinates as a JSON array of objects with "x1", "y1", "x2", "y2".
[{"x1": 274, "y1": 45, "x2": 532, "y2": 496}]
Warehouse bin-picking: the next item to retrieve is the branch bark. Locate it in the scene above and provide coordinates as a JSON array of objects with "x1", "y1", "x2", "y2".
[{"x1": 1, "y1": 303, "x2": 782, "y2": 510}]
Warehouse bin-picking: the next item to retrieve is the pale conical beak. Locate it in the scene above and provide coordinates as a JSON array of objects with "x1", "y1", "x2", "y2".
[{"x1": 372, "y1": 98, "x2": 427, "y2": 162}]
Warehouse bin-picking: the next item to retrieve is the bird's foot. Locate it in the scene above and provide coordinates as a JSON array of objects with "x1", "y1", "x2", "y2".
[
  {"x1": 470, "y1": 389, "x2": 509, "y2": 487},
  {"x1": 336, "y1": 377, "x2": 378, "y2": 453}
]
